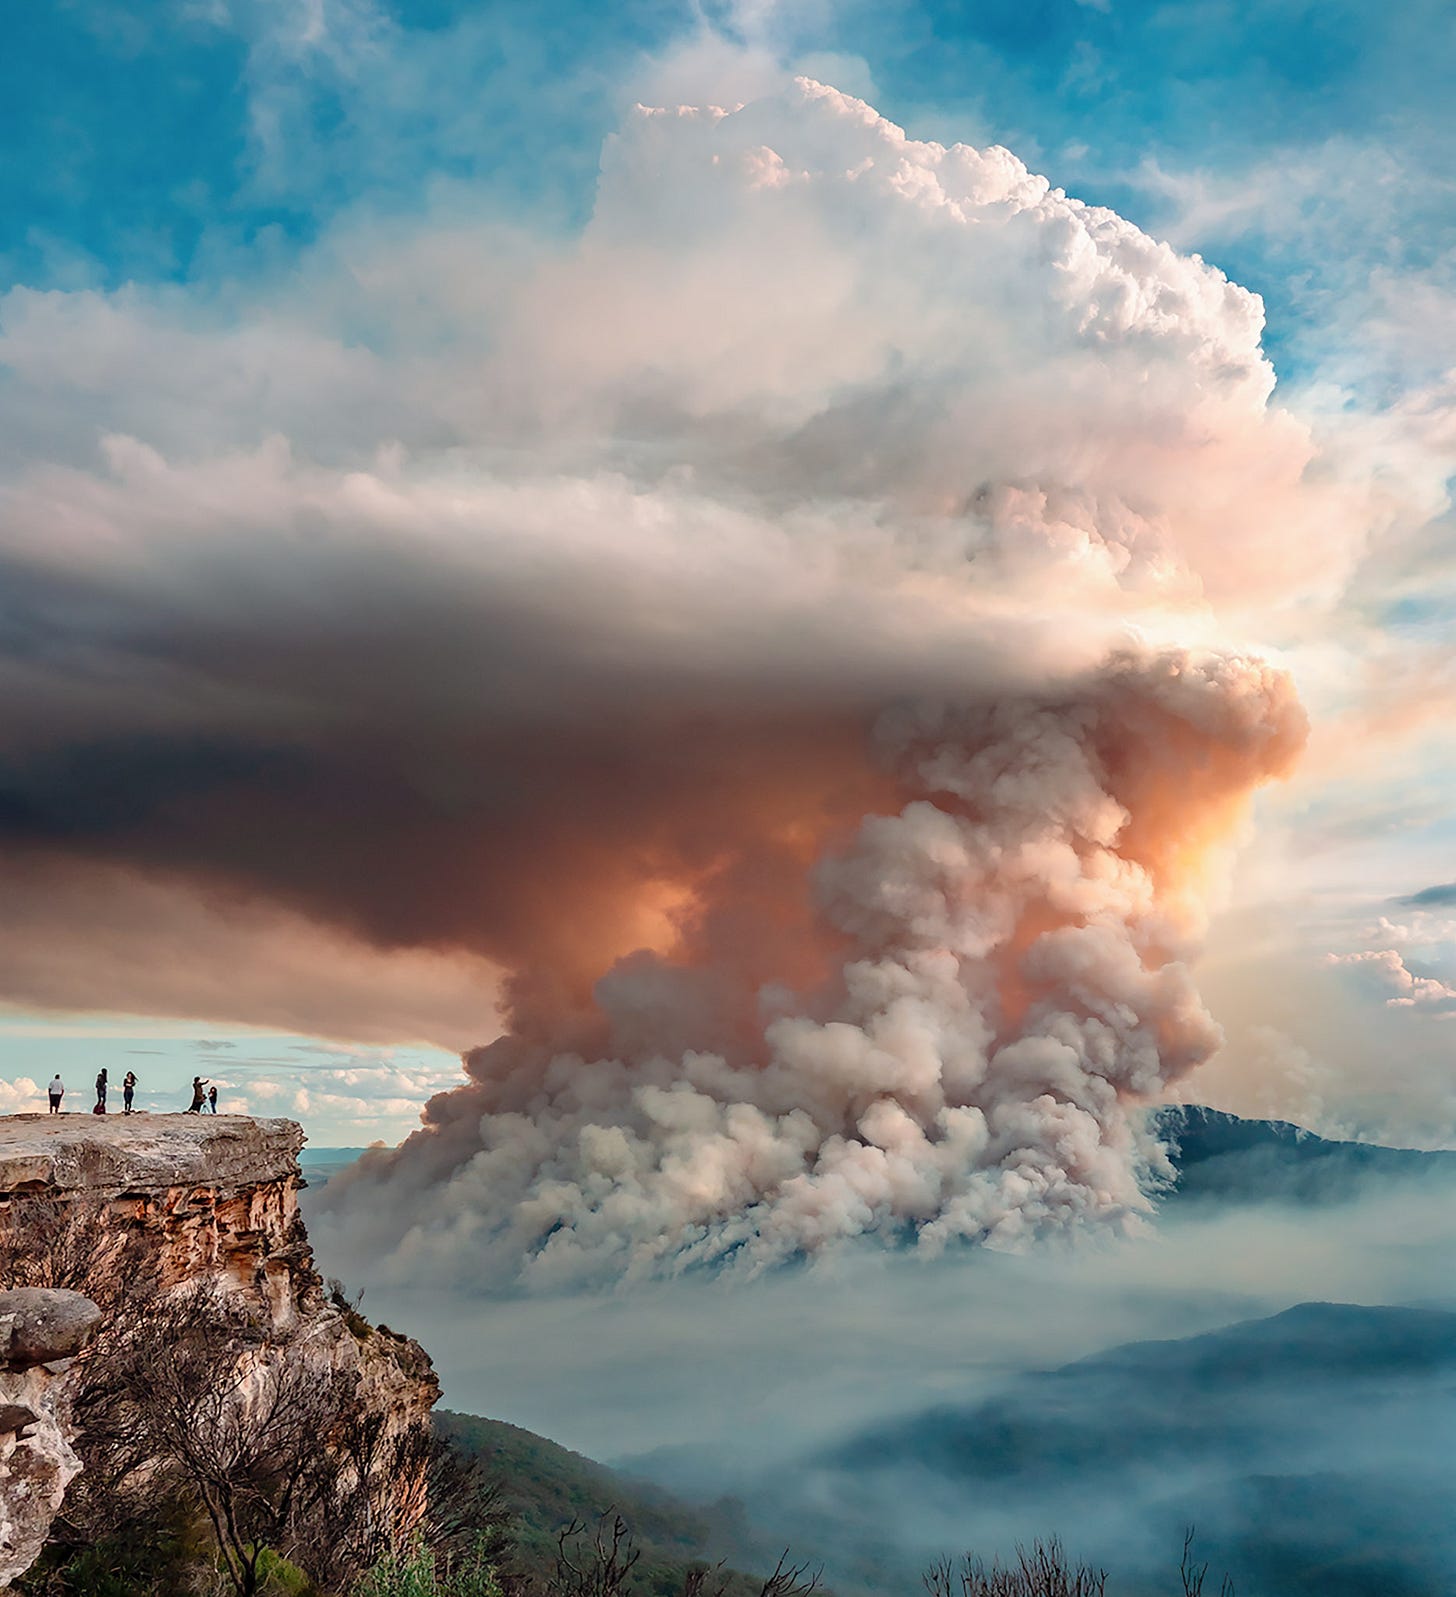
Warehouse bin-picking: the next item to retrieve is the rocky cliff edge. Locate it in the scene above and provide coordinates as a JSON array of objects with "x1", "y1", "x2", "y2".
[{"x1": 0, "y1": 1114, "x2": 438, "y2": 1587}]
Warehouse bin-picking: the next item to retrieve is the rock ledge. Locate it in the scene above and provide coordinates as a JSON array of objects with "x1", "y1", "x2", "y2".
[{"x1": 0, "y1": 1114, "x2": 304, "y2": 1197}]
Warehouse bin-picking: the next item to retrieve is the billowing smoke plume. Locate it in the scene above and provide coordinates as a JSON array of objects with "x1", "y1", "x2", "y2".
[
  {"x1": 339, "y1": 650, "x2": 1301, "y2": 1287},
  {"x1": 305, "y1": 81, "x2": 1316, "y2": 1287},
  {"x1": 0, "y1": 76, "x2": 1322, "y2": 1283}
]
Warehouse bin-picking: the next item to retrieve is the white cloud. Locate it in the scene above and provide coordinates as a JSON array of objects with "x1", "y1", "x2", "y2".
[
  {"x1": 0, "y1": 1077, "x2": 44, "y2": 1114},
  {"x1": 234, "y1": 1056, "x2": 463, "y2": 1128},
  {"x1": 1329, "y1": 948, "x2": 1456, "y2": 1012}
]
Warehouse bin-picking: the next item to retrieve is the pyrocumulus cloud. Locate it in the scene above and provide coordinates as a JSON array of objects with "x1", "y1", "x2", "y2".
[{"x1": 305, "y1": 80, "x2": 1315, "y2": 1287}]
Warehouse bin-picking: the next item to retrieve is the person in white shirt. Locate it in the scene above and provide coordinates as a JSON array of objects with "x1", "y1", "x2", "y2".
[{"x1": 48, "y1": 1075, "x2": 64, "y2": 1114}]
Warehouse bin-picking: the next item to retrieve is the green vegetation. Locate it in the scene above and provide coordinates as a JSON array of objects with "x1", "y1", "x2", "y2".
[
  {"x1": 17, "y1": 1507, "x2": 200, "y2": 1597},
  {"x1": 19, "y1": 1518, "x2": 316, "y2": 1597},
  {"x1": 354, "y1": 1537, "x2": 503, "y2": 1597},
  {"x1": 434, "y1": 1413, "x2": 759, "y2": 1597}
]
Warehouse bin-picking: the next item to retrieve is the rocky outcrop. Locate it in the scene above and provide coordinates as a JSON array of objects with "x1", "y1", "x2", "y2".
[
  {"x1": 0, "y1": 1116, "x2": 314, "y2": 1325},
  {"x1": 0, "y1": 1289, "x2": 101, "y2": 1587},
  {"x1": 0, "y1": 1115, "x2": 439, "y2": 1586}
]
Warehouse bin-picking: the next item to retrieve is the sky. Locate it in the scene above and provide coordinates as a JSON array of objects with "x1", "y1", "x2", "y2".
[{"x1": 0, "y1": 0, "x2": 1453, "y2": 1179}]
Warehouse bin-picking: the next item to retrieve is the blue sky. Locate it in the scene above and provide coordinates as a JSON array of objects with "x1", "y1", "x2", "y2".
[
  {"x1": 0, "y1": 1013, "x2": 459, "y2": 1131},
  {"x1": 7, "y1": 0, "x2": 1449, "y2": 437},
  {"x1": 1, "y1": 0, "x2": 1453, "y2": 1154},
  {"x1": 8, "y1": 1, "x2": 1451, "y2": 376}
]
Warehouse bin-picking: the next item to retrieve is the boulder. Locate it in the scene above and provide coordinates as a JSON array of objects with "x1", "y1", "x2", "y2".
[{"x1": 0, "y1": 1291, "x2": 103, "y2": 1369}]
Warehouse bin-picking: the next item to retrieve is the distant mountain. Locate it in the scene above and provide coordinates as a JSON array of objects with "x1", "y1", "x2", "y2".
[
  {"x1": 781, "y1": 1302, "x2": 1456, "y2": 1597},
  {"x1": 298, "y1": 1147, "x2": 370, "y2": 1190},
  {"x1": 1155, "y1": 1105, "x2": 1456, "y2": 1206},
  {"x1": 834, "y1": 1302, "x2": 1456, "y2": 1473}
]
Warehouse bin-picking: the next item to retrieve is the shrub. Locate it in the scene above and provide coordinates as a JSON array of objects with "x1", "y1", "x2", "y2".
[
  {"x1": 924, "y1": 1541, "x2": 1106, "y2": 1597},
  {"x1": 257, "y1": 1548, "x2": 319, "y2": 1595},
  {"x1": 355, "y1": 1536, "x2": 503, "y2": 1597}
]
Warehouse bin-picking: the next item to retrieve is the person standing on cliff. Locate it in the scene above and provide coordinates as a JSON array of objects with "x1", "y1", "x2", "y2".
[
  {"x1": 47, "y1": 1075, "x2": 63, "y2": 1114},
  {"x1": 94, "y1": 1068, "x2": 107, "y2": 1114},
  {"x1": 123, "y1": 1070, "x2": 137, "y2": 1114},
  {"x1": 207, "y1": 1084, "x2": 218, "y2": 1115},
  {"x1": 188, "y1": 1076, "x2": 208, "y2": 1113}
]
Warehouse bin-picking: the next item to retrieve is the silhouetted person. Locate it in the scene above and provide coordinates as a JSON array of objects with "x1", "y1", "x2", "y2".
[
  {"x1": 47, "y1": 1075, "x2": 63, "y2": 1114},
  {"x1": 207, "y1": 1084, "x2": 218, "y2": 1115},
  {"x1": 94, "y1": 1069, "x2": 107, "y2": 1114},
  {"x1": 123, "y1": 1070, "x2": 137, "y2": 1114},
  {"x1": 188, "y1": 1077, "x2": 208, "y2": 1113}
]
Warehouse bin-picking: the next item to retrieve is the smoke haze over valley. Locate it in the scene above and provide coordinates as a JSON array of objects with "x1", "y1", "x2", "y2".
[{"x1": 298, "y1": 1117, "x2": 1456, "y2": 1593}]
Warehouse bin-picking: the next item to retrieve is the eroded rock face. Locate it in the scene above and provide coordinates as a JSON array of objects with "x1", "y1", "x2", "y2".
[
  {"x1": 0, "y1": 1288, "x2": 101, "y2": 1588},
  {"x1": 0, "y1": 1115, "x2": 439, "y2": 1587},
  {"x1": 0, "y1": 1117, "x2": 312, "y2": 1323}
]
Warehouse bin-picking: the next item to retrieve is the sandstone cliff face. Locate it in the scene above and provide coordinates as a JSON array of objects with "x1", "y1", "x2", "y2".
[
  {"x1": 0, "y1": 1115, "x2": 439, "y2": 1587},
  {"x1": 1, "y1": 1116, "x2": 319, "y2": 1323}
]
